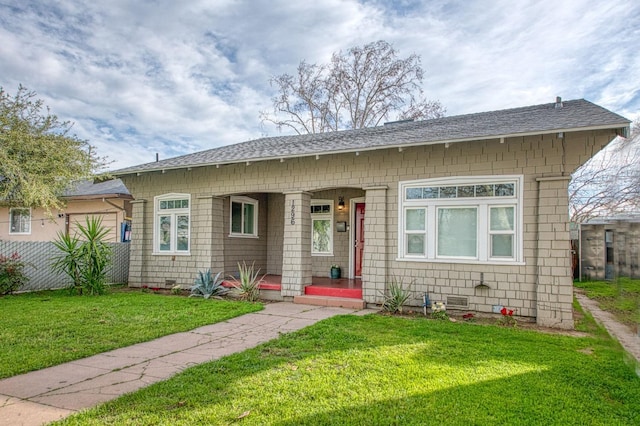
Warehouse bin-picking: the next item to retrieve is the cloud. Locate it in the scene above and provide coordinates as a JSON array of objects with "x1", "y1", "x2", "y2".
[{"x1": 1, "y1": 0, "x2": 638, "y2": 170}]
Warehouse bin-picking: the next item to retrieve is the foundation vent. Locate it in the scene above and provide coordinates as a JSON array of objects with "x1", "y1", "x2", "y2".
[
  {"x1": 446, "y1": 296, "x2": 469, "y2": 308},
  {"x1": 165, "y1": 279, "x2": 176, "y2": 287}
]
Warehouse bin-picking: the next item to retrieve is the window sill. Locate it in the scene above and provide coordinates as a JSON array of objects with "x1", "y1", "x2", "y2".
[
  {"x1": 312, "y1": 253, "x2": 334, "y2": 257},
  {"x1": 396, "y1": 257, "x2": 525, "y2": 266},
  {"x1": 152, "y1": 252, "x2": 191, "y2": 256},
  {"x1": 228, "y1": 234, "x2": 259, "y2": 239},
  {"x1": 9, "y1": 232, "x2": 31, "y2": 235}
]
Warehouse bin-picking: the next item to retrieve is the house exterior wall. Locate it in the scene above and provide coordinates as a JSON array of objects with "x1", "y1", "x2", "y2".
[
  {"x1": 0, "y1": 199, "x2": 130, "y2": 243},
  {"x1": 580, "y1": 221, "x2": 640, "y2": 280},
  {"x1": 223, "y1": 193, "x2": 269, "y2": 276},
  {"x1": 121, "y1": 129, "x2": 615, "y2": 328}
]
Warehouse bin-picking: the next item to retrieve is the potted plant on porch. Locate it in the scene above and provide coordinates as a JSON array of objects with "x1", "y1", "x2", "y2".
[{"x1": 330, "y1": 264, "x2": 341, "y2": 279}]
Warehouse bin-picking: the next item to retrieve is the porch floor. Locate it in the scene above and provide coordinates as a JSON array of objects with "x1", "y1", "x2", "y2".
[{"x1": 259, "y1": 275, "x2": 363, "y2": 299}]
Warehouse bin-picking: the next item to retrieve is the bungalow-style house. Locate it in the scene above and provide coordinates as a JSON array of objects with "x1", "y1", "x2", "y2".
[
  {"x1": 578, "y1": 214, "x2": 640, "y2": 280},
  {"x1": 114, "y1": 98, "x2": 630, "y2": 329},
  {"x1": 0, "y1": 179, "x2": 133, "y2": 243}
]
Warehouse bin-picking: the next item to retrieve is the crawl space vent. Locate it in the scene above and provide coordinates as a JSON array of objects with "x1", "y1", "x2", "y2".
[{"x1": 446, "y1": 296, "x2": 468, "y2": 308}]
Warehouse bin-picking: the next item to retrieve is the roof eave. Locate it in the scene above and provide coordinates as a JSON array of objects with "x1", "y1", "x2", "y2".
[{"x1": 115, "y1": 122, "x2": 630, "y2": 177}]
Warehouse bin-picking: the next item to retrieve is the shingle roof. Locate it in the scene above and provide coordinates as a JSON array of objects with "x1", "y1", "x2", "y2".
[
  {"x1": 63, "y1": 179, "x2": 131, "y2": 199},
  {"x1": 114, "y1": 99, "x2": 630, "y2": 176}
]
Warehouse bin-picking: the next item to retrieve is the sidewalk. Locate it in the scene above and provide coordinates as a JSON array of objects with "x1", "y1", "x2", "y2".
[
  {"x1": 0, "y1": 302, "x2": 374, "y2": 426},
  {"x1": 574, "y1": 291, "x2": 640, "y2": 365}
]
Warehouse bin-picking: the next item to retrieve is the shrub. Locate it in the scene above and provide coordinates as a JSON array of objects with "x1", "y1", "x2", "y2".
[
  {"x1": 51, "y1": 216, "x2": 112, "y2": 295},
  {"x1": 229, "y1": 261, "x2": 264, "y2": 302},
  {"x1": 0, "y1": 252, "x2": 29, "y2": 295},
  {"x1": 190, "y1": 269, "x2": 228, "y2": 299},
  {"x1": 381, "y1": 277, "x2": 413, "y2": 314}
]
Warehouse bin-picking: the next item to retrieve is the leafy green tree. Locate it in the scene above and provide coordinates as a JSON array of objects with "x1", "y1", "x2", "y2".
[{"x1": 0, "y1": 85, "x2": 104, "y2": 212}]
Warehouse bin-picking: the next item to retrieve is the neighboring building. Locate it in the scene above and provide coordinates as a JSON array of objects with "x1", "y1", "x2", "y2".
[
  {"x1": 578, "y1": 215, "x2": 640, "y2": 280},
  {"x1": 114, "y1": 98, "x2": 630, "y2": 329},
  {"x1": 0, "y1": 179, "x2": 133, "y2": 243}
]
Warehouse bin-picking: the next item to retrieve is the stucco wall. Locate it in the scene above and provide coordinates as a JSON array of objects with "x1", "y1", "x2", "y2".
[
  {"x1": 121, "y1": 129, "x2": 615, "y2": 326},
  {"x1": 0, "y1": 199, "x2": 129, "y2": 243}
]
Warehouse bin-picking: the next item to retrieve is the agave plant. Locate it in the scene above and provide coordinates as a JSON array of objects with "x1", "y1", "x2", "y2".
[
  {"x1": 190, "y1": 269, "x2": 228, "y2": 299},
  {"x1": 380, "y1": 277, "x2": 413, "y2": 314},
  {"x1": 229, "y1": 261, "x2": 264, "y2": 302}
]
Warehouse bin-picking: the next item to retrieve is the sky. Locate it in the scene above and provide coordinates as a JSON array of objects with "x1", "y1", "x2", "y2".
[{"x1": 1, "y1": 0, "x2": 639, "y2": 171}]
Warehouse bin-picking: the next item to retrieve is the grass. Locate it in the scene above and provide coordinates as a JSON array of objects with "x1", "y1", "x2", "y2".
[
  {"x1": 0, "y1": 288, "x2": 262, "y2": 379},
  {"x1": 574, "y1": 277, "x2": 640, "y2": 329},
  {"x1": 59, "y1": 314, "x2": 640, "y2": 425}
]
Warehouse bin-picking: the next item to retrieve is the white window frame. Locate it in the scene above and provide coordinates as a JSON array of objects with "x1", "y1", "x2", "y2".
[
  {"x1": 153, "y1": 193, "x2": 191, "y2": 255},
  {"x1": 311, "y1": 199, "x2": 334, "y2": 256},
  {"x1": 9, "y1": 208, "x2": 31, "y2": 235},
  {"x1": 397, "y1": 175, "x2": 524, "y2": 264},
  {"x1": 229, "y1": 196, "x2": 258, "y2": 238}
]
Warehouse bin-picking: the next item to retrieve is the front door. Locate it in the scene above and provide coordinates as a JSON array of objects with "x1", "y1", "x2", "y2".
[{"x1": 354, "y1": 203, "x2": 365, "y2": 277}]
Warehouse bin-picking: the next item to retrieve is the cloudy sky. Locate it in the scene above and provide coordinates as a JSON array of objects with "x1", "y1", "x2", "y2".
[{"x1": 1, "y1": 0, "x2": 638, "y2": 171}]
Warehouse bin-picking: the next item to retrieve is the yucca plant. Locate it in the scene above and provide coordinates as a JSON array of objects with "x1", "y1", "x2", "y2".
[
  {"x1": 381, "y1": 277, "x2": 413, "y2": 314},
  {"x1": 230, "y1": 261, "x2": 264, "y2": 302},
  {"x1": 190, "y1": 269, "x2": 228, "y2": 299},
  {"x1": 51, "y1": 216, "x2": 111, "y2": 295}
]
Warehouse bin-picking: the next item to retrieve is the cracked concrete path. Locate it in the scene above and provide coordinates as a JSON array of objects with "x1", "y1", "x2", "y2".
[
  {"x1": 574, "y1": 291, "x2": 640, "y2": 365},
  {"x1": 0, "y1": 302, "x2": 374, "y2": 426}
]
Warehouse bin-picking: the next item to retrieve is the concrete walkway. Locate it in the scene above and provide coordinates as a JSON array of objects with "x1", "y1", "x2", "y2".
[
  {"x1": 575, "y1": 291, "x2": 640, "y2": 365},
  {"x1": 0, "y1": 302, "x2": 374, "y2": 426}
]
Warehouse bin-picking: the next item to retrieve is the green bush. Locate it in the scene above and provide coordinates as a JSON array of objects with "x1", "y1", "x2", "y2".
[
  {"x1": 51, "y1": 217, "x2": 112, "y2": 295},
  {"x1": 0, "y1": 252, "x2": 29, "y2": 295}
]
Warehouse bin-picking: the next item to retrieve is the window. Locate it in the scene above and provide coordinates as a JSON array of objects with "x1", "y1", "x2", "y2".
[
  {"x1": 9, "y1": 208, "x2": 31, "y2": 234},
  {"x1": 398, "y1": 176, "x2": 522, "y2": 263},
  {"x1": 154, "y1": 194, "x2": 190, "y2": 254},
  {"x1": 311, "y1": 200, "x2": 333, "y2": 255},
  {"x1": 230, "y1": 196, "x2": 258, "y2": 237}
]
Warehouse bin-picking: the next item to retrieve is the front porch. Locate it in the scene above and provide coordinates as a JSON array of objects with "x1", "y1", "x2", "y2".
[{"x1": 223, "y1": 274, "x2": 366, "y2": 309}]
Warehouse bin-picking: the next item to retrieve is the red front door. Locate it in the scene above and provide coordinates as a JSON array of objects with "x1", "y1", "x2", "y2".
[{"x1": 354, "y1": 203, "x2": 365, "y2": 277}]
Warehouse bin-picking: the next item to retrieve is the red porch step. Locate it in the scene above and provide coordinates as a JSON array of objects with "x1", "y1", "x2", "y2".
[
  {"x1": 294, "y1": 294, "x2": 366, "y2": 309},
  {"x1": 303, "y1": 285, "x2": 362, "y2": 299}
]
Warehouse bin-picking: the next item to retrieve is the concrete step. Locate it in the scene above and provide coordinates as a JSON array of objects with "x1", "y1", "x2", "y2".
[{"x1": 293, "y1": 295, "x2": 366, "y2": 309}]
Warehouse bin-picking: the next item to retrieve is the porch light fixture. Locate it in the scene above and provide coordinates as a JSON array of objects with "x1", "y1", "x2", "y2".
[{"x1": 338, "y1": 196, "x2": 345, "y2": 210}]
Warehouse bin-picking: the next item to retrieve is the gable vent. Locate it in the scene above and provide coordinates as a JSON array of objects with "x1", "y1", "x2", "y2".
[{"x1": 446, "y1": 296, "x2": 469, "y2": 307}]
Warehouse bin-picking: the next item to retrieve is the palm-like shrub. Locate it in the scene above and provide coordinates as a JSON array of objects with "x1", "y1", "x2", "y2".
[
  {"x1": 51, "y1": 216, "x2": 112, "y2": 295},
  {"x1": 190, "y1": 269, "x2": 228, "y2": 299}
]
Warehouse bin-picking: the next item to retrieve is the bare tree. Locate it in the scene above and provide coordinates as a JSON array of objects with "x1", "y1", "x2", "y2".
[
  {"x1": 569, "y1": 116, "x2": 640, "y2": 222},
  {"x1": 261, "y1": 40, "x2": 445, "y2": 134}
]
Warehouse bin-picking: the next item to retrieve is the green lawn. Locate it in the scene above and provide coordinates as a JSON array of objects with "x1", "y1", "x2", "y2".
[
  {"x1": 574, "y1": 278, "x2": 640, "y2": 329},
  {"x1": 0, "y1": 288, "x2": 262, "y2": 379},
  {"x1": 59, "y1": 313, "x2": 640, "y2": 425}
]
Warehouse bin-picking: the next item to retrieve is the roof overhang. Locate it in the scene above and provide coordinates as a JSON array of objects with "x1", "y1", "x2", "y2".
[{"x1": 116, "y1": 122, "x2": 629, "y2": 177}]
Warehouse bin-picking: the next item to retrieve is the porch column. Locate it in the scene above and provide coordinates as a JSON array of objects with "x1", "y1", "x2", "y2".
[
  {"x1": 281, "y1": 191, "x2": 312, "y2": 297},
  {"x1": 128, "y1": 199, "x2": 146, "y2": 287},
  {"x1": 535, "y1": 176, "x2": 574, "y2": 329},
  {"x1": 362, "y1": 185, "x2": 388, "y2": 304},
  {"x1": 194, "y1": 196, "x2": 225, "y2": 274}
]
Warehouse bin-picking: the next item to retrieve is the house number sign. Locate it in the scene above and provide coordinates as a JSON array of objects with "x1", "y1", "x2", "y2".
[{"x1": 290, "y1": 200, "x2": 296, "y2": 225}]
